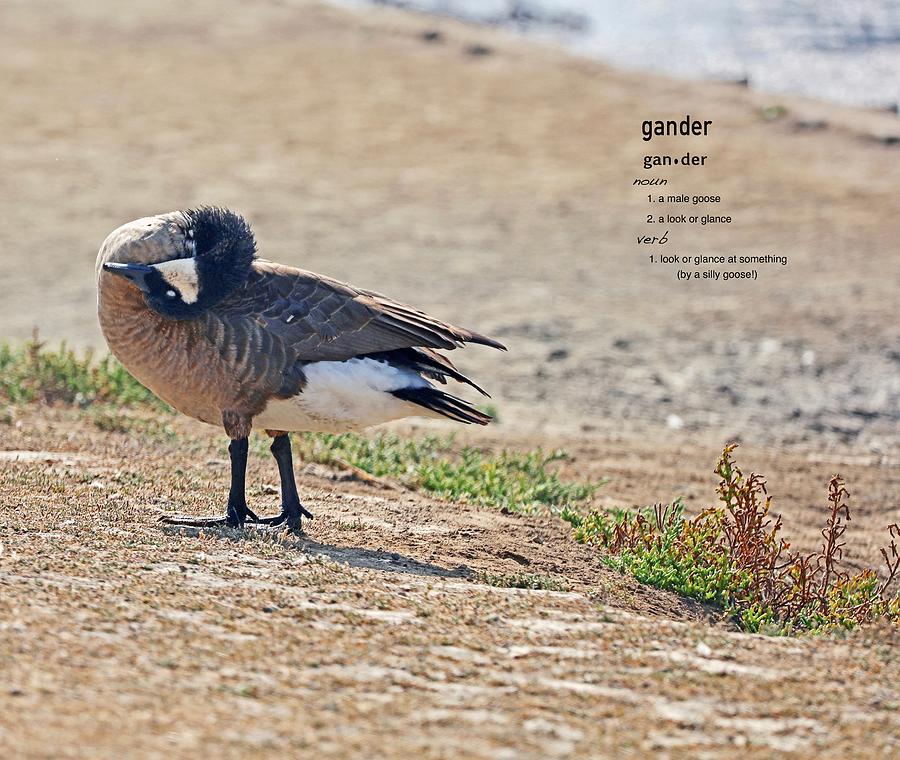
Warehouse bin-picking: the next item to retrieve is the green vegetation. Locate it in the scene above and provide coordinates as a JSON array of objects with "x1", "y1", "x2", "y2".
[
  {"x1": 0, "y1": 338, "x2": 164, "y2": 409},
  {"x1": 477, "y1": 403, "x2": 500, "y2": 423},
  {"x1": 562, "y1": 444, "x2": 900, "y2": 634},
  {"x1": 759, "y1": 104, "x2": 788, "y2": 121},
  {"x1": 296, "y1": 431, "x2": 599, "y2": 512},
  {"x1": 478, "y1": 572, "x2": 569, "y2": 592}
]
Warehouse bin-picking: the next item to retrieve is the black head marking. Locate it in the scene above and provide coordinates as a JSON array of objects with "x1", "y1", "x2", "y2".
[
  {"x1": 148, "y1": 206, "x2": 256, "y2": 319},
  {"x1": 185, "y1": 206, "x2": 257, "y2": 306},
  {"x1": 106, "y1": 207, "x2": 257, "y2": 320}
]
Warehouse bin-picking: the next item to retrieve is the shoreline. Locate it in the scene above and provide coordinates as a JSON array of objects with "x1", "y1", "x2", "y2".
[{"x1": 345, "y1": 0, "x2": 900, "y2": 110}]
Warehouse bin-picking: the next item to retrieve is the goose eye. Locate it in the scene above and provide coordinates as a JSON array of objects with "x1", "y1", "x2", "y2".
[{"x1": 166, "y1": 289, "x2": 177, "y2": 298}]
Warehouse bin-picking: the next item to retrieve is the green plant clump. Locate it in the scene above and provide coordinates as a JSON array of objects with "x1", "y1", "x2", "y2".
[
  {"x1": 0, "y1": 338, "x2": 163, "y2": 408},
  {"x1": 562, "y1": 445, "x2": 900, "y2": 634},
  {"x1": 297, "y1": 431, "x2": 598, "y2": 512}
]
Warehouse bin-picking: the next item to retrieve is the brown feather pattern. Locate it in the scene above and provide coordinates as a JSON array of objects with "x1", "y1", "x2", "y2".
[
  {"x1": 194, "y1": 259, "x2": 504, "y2": 408},
  {"x1": 98, "y1": 228, "x2": 503, "y2": 430}
]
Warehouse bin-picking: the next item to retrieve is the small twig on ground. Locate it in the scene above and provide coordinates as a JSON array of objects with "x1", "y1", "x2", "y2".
[{"x1": 331, "y1": 458, "x2": 403, "y2": 491}]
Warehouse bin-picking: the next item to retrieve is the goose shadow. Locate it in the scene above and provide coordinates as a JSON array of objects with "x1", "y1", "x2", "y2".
[
  {"x1": 161, "y1": 523, "x2": 472, "y2": 579},
  {"x1": 299, "y1": 537, "x2": 472, "y2": 578}
]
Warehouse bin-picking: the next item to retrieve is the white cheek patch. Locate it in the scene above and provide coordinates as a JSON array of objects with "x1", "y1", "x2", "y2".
[{"x1": 154, "y1": 258, "x2": 200, "y2": 304}]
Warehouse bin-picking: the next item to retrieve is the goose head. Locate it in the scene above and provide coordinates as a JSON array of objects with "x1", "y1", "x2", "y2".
[{"x1": 98, "y1": 206, "x2": 256, "y2": 319}]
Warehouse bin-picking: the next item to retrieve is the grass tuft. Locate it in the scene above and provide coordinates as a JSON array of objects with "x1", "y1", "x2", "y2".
[
  {"x1": 0, "y1": 337, "x2": 165, "y2": 409},
  {"x1": 296, "y1": 431, "x2": 599, "y2": 512},
  {"x1": 562, "y1": 444, "x2": 900, "y2": 634},
  {"x1": 478, "y1": 572, "x2": 569, "y2": 592}
]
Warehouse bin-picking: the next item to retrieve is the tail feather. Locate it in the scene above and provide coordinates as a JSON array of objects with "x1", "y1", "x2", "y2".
[
  {"x1": 363, "y1": 347, "x2": 490, "y2": 396},
  {"x1": 392, "y1": 387, "x2": 492, "y2": 425}
]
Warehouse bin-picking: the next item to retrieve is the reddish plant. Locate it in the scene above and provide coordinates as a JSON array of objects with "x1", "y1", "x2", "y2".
[{"x1": 565, "y1": 444, "x2": 900, "y2": 633}]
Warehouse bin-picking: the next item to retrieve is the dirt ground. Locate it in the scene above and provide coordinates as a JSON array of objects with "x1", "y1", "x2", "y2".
[
  {"x1": 1, "y1": 0, "x2": 899, "y2": 757},
  {"x1": 2, "y1": 406, "x2": 899, "y2": 758}
]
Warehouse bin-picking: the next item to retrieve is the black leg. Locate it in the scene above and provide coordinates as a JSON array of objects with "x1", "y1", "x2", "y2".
[
  {"x1": 224, "y1": 437, "x2": 256, "y2": 526},
  {"x1": 161, "y1": 437, "x2": 259, "y2": 528},
  {"x1": 254, "y1": 433, "x2": 313, "y2": 532}
]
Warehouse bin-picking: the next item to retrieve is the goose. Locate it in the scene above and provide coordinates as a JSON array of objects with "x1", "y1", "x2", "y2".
[{"x1": 96, "y1": 207, "x2": 504, "y2": 532}]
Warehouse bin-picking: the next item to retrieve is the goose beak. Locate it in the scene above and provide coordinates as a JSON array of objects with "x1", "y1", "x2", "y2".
[{"x1": 103, "y1": 262, "x2": 155, "y2": 293}]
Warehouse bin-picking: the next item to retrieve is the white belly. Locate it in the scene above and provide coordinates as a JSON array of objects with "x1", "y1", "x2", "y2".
[{"x1": 252, "y1": 358, "x2": 436, "y2": 433}]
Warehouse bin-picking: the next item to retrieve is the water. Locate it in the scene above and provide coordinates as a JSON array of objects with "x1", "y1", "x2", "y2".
[{"x1": 357, "y1": 0, "x2": 900, "y2": 109}]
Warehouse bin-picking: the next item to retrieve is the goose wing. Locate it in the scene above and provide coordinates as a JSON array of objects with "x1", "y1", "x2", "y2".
[
  {"x1": 202, "y1": 260, "x2": 504, "y2": 403},
  {"x1": 215, "y1": 260, "x2": 505, "y2": 361}
]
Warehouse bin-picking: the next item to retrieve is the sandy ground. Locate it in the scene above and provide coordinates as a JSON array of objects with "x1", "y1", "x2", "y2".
[
  {"x1": 2, "y1": 406, "x2": 899, "y2": 759},
  {"x1": 1, "y1": 0, "x2": 900, "y2": 757}
]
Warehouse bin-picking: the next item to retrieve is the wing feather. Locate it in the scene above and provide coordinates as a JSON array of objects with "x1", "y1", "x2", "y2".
[{"x1": 202, "y1": 260, "x2": 503, "y2": 404}]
